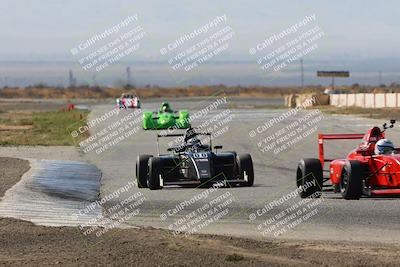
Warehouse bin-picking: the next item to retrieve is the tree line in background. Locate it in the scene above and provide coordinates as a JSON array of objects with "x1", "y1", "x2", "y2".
[{"x1": 1, "y1": 84, "x2": 400, "y2": 99}]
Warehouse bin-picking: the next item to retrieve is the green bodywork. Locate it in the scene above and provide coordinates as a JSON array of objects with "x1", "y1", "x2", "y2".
[{"x1": 142, "y1": 102, "x2": 190, "y2": 130}]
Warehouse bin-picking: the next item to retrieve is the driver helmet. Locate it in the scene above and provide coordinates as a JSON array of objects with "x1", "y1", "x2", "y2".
[
  {"x1": 374, "y1": 139, "x2": 395, "y2": 154},
  {"x1": 161, "y1": 102, "x2": 170, "y2": 112},
  {"x1": 184, "y1": 127, "x2": 201, "y2": 147},
  {"x1": 184, "y1": 127, "x2": 196, "y2": 142}
]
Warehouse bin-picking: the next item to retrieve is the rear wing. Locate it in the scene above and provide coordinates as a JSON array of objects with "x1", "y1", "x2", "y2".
[
  {"x1": 156, "y1": 132, "x2": 212, "y2": 155},
  {"x1": 318, "y1": 133, "x2": 364, "y2": 166},
  {"x1": 157, "y1": 133, "x2": 211, "y2": 138}
]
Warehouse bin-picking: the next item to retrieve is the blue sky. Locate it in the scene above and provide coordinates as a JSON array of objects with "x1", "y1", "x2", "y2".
[{"x1": 0, "y1": 0, "x2": 398, "y2": 61}]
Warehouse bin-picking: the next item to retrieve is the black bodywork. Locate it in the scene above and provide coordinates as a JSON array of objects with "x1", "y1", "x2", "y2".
[
  {"x1": 160, "y1": 150, "x2": 237, "y2": 185},
  {"x1": 136, "y1": 127, "x2": 254, "y2": 189}
]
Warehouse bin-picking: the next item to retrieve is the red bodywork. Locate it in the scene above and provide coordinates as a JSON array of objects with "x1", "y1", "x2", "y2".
[{"x1": 319, "y1": 126, "x2": 400, "y2": 196}]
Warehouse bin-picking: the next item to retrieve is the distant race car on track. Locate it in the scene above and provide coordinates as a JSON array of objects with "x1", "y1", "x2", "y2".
[
  {"x1": 142, "y1": 102, "x2": 189, "y2": 130},
  {"x1": 136, "y1": 127, "x2": 254, "y2": 190},
  {"x1": 297, "y1": 119, "x2": 400, "y2": 200},
  {"x1": 116, "y1": 93, "x2": 141, "y2": 109}
]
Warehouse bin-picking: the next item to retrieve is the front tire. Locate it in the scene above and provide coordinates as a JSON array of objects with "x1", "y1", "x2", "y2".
[
  {"x1": 148, "y1": 157, "x2": 163, "y2": 190},
  {"x1": 142, "y1": 112, "x2": 154, "y2": 130},
  {"x1": 136, "y1": 155, "x2": 152, "y2": 188},
  {"x1": 340, "y1": 160, "x2": 364, "y2": 200},
  {"x1": 296, "y1": 158, "x2": 323, "y2": 198},
  {"x1": 176, "y1": 110, "x2": 189, "y2": 129},
  {"x1": 238, "y1": 154, "x2": 254, "y2": 187}
]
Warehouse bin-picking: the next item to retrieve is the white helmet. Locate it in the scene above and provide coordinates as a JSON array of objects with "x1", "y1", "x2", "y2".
[{"x1": 375, "y1": 139, "x2": 395, "y2": 154}]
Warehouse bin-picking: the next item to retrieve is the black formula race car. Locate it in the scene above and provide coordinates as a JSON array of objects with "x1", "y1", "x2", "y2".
[{"x1": 136, "y1": 127, "x2": 254, "y2": 190}]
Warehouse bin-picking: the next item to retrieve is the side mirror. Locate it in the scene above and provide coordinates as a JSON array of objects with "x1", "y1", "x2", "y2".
[
  {"x1": 167, "y1": 148, "x2": 174, "y2": 152},
  {"x1": 214, "y1": 145, "x2": 223, "y2": 150}
]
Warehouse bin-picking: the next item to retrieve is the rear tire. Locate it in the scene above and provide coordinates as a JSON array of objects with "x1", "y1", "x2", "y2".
[
  {"x1": 148, "y1": 157, "x2": 163, "y2": 190},
  {"x1": 238, "y1": 154, "x2": 254, "y2": 187},
  {"x1": 296, "y1": 158, "x2": 323, "y2": 198},
  {"x1": 136, "y1": 155, "x2": 152, "y2": 188},
  {"x1": 340, "y1": 160, "x2": 364, "y2": 200},
  {"x1": 142, "y1": 112, "x2": 154, "y2": 130},
  {"x1": 225, "y1": 151, "x2": 237, "y2": 157},
  {"x1": 225, "y1": 151, "x2": 238, "y2": 177},
  {"x1": 177, "y1": 110, "x2": 189, "y2": 128}
]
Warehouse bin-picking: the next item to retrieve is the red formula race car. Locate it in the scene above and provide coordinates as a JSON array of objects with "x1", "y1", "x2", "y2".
[{"x1": 296, "y1": 120, "x2": 400, "y2": 200}]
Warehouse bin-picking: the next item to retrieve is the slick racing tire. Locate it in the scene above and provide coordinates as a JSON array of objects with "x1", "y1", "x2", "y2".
[
  {"x1": 148, "y1": 157, "x2": 163, "y2": 190},
  {"x1": 225, "y1": 151, "x2": 238, "y2": 171},
  {"x1": 136, "y1": 155, "x2": 152, "y2": 188},
  {"x1": 296, "y1": 158, "x2": 323, "y2": 198},
  {"x1": 225, "y1": 151, "x2": 237, "y2": 157},
  {"x1": 340, "y1": 160, "x2": 364, "y2": 200},
  {"x1": 238, "y1": 154, "x2": 254, "y2": 187}
]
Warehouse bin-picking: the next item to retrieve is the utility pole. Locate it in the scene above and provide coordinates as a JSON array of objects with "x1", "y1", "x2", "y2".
[
  {"x1": 68, "y1": 70, "x2": 76, "y2": 87},
  {"x1": 92, "y1": 74, "x2": 96, "y2": 87},
  {"x1": 378, "y1": 70, "x2": 383, "y2": 86},
  {"x1": 300, "y1": 58, "x2": 304, "y2": 89},
  {"x1": 126, "y1": 66, "x2": 131, "y2": 87}
]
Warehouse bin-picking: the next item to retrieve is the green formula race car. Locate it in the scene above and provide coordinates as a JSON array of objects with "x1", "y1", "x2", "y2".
[{"x1": 142, "y1": 102, "x2": 190, "y2": 130}]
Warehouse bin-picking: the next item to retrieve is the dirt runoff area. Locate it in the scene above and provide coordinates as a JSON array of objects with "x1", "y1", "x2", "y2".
[
  {"x1": 1, "y1": 157, "x2": 400, "y2": 266},
  {"x1": 0, "y1": 157, "x2": 29, "y2": 197}
]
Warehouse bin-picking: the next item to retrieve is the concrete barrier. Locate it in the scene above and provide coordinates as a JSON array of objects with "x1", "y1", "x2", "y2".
[
  {"x1": 375, "y1": 93, "x2": 385, "y2": 108},
  {"x1": 330, "y1": 94, "x2": 339, "y2": 106},
  {"x1": 347, "y1": 94, "x2": 356, "y2": 106},
  {"x1": 330, "y1": 93, "x2": 400, "y2": 108},
  {"x1": 365, "y1": 94, "x2": 375, "y2": 108},
  {"x1": 355, "y1": 93, "x2": 365, "y2": 107},
  {"x1": 386, "y1": 93, "x2": 397, "y2": 107}
]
